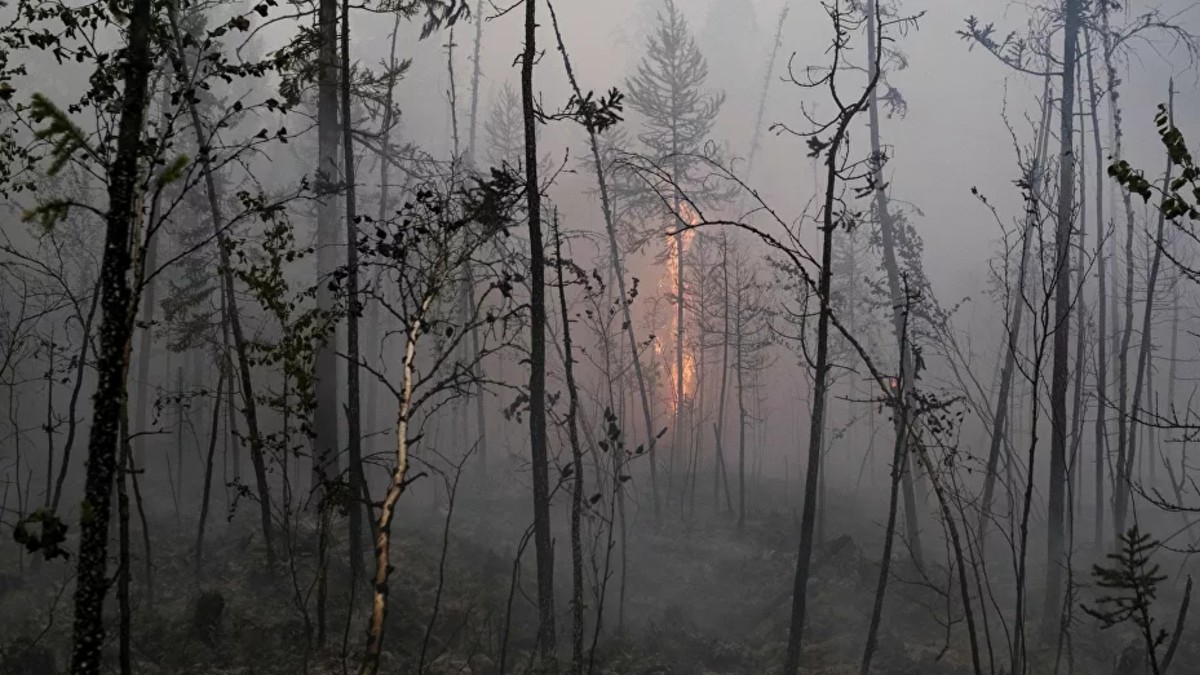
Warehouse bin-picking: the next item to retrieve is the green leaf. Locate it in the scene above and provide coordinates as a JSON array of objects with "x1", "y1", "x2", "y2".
[
  {"x1": 29, "y1": 93, "x2": 96, "y2": 176},
  {"x1": 158, "y1": 154, "x2": 189, "y2": 185},
  {"x1": 14, "y1": 508, "x2": 70, "y2": 560},
  {"x1": 21, "y1": 198, "x2": 71, "y2": 232}
]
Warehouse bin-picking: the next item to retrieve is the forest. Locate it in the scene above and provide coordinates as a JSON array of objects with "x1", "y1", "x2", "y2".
[{"x1": 3, "y1": 0, "x2": 1200, "y2": 673}]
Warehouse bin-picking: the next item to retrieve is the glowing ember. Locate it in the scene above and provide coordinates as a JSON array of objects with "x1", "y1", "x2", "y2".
[{"x1": 656, "y1": 200, "x2": 699, "y2": 413}]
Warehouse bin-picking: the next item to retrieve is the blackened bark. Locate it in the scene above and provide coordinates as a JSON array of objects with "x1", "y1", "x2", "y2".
[
  {"x1": 552, "y1": 213, "x2": 586, "y2": 674},
  {"x1": 783, "y1": 106, "x2": 848, "y2": 675},
  {"x1": 51, "y1": 283, "x2": 100, "y2": 510},
  {"x1": 522, "y1": 0, "x2": 557, "y2": 659},
  {"x1": 314, "y1": 0, "x2": 341, "y2": 505},
  {"x1": 859, "y1": 385, "x2": 912, "y2": 674},
  {"x1": 735, "y1": 288, "x2": 746, "y2": 530},
  {"x1": 1043, "y1": 0, "x2": 1081, "y2": 635},
  {"x1": 69, "y1": 0, "x2": 154, "y2": 669},
  {"x1": 196, "y1": 363, "x2": 225, "y2": 576},
  {"x1": 341, "y1": 0, "x2": 366, "y2": 583}
]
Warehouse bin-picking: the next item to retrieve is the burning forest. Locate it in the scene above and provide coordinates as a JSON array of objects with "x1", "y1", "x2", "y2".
[{"x1": 5, "y1": 0, "x2": 1200, "y2": 673}]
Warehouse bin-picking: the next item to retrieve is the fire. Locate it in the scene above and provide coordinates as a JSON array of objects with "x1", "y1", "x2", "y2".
[{"x1": 656, "y1": 200, "x2": 699, "y2": 413}]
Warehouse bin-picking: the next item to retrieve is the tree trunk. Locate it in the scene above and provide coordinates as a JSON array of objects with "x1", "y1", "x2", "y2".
[
  {"x1": 314, "y1": 0, "x2": 341, "y2": 507},
  {"x1": 746, "y1": 5, "x2": 788, "y2": 172},
  {"x1": 736, "y1": 290, "x2": 746, "y2": 531},
  {"x1": 117, "y1": 409, "x2": 132, "y2": 675},
  {"x1": 1102, "y1": 0, "x2": 1137, "y2": 538},
  {"x1": 1042, "y1": 0, "x2": 1080, "y2": 635},
  {"x1": 69, "y1": 0, "x2": 153, "y2": 669},
  {"x1": 358, "y1": 296, "x2": 429, "y2": 675},
  {"x1": 118, "y1": 272, "x2": 140, "y2": 675},
  {"x1": 552, "y1": 213, "x2": 587, "y2": 675},
  {"x1": 1120, "y1": 81, "x2": 1174, "y2": 530},
  {"x1": 1068, "y1": 131, "x2": 1088, "y2": 544},
  {"x1": 465, "y1": 1, "x2": 489, "y2": 484},
  {"x1": 467, "y1": 0, "x2": 484, "y2": 163},
  {"x1": 1084, "y1": 24, "x2": 1108, "y2": 551},
  {"x1": 980, "y1": 71, "x2": 1052, "y2": 540},
  {"x1": 522, "y1": 0, "x2": 556, "y2": 659},
  {"x1": 782, "y1": 107, "x2": 850, "y2": 675},
  {"x1": 167, "y1": 3, "x2": 275, "y2": 565},
  {"x1": 912, "y1": 432, "x2": 984, "y2": 675},
  {"x1": 547, "y1": 10, "x2": 661, "y2": 516},
  {"x1": 859, "y1": 388, "x2": 913, "y2": 674},
  {"x1": 43, "y1": 331, "x2": 54, "y2": 509},
  {"x1": 672, "y1": 193, "x2": 685, "y2": 513},
  {"x1": 363, "y1": 11, "x2": 401, "y2": 510},
  {"x1": 865, "y1": 0, "x2": 923, "y2": 569},
  {"x1": 51, "y1": 281, "x2": 100, "y2": 510},
  {"x1": 341, "y1": 0, "x2": 366, "y2": 584},
  {"x1": 196, "y1": 359, "x2": 225, "y2": 577},
  {"x1": 132, "y1": 230, "x2": 158, "y2": 472},
  {"x1": 714, "y1": 235, "x2": 733, "y2": 514}
]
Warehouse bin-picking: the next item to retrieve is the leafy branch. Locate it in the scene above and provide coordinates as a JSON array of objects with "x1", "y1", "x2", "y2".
[{"x1": 1082, "y1": 527, "x2": 1173, "y2": 675}]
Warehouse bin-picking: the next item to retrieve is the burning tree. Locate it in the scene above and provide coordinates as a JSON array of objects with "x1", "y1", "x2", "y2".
[{"x1": 623, "y1": 0, "x2": 725, "y2": 506}]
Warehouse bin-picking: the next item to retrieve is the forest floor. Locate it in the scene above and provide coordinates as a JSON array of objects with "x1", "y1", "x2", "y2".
[{"x1": 2, "y1": 478, "x2": 1194, "y2": 674}]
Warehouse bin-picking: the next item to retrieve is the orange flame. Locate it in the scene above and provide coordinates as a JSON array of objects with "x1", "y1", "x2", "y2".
[{"x1": 656, "y1": 201, "x2": 699, "y2": 413}]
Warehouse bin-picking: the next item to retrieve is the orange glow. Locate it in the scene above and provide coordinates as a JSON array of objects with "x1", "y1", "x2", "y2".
[{"x1": 656, "y1": 200, "x2": 699, "y2": 413}]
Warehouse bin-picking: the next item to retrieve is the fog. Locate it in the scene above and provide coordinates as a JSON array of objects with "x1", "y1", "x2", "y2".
[{"x1": 3, "y1": 0, "x2": 1200, "y2": 673}]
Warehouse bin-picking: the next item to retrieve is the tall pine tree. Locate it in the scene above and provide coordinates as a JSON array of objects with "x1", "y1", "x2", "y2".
[{"x1": 625, "y1": 0, "x2": 724, "y2": 508}]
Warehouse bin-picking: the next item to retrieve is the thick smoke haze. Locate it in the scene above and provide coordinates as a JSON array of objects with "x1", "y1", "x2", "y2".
[{"x1": 2, "y1": 0, "x2": 1200, "y2": 673}]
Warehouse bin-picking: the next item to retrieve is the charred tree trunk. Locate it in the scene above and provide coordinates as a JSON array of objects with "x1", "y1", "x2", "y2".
[
  {"x1": 735, "y1": 289, "x2": 747, "y2": 531},
  {"x1": 341, "y1": 0, "x2": 366, "y2": 583},
  {"x1": 117, "y1": 407, "x2": 132, "y2": 675},
  {"x1": 859, "y1": 372, "x2": 913, "y2": 674},
  {"x1": 782, "y1": 100, "x2": 854, "y2": 675},
  {"x1": 196, "y1": 360, "x2": 225, "y2": 577},
  {"x1": 552, "y1": 213, "x2": 587, "y2": 675},
  {"x1": 1042, "y1": 0, "x2": 1080, "y2": 634},
  {"x1": 69, "y1": 0, "x2": 153, "y2": 669},
  {"x1": 51, "y1": 281, "x2": 100, "y2": 510},
  {"x1": 522, "y1": 0, "x2": 556, "y2": 659},
  {"x1": 314, "y1": 0, "x2": 341, "y2": 508}
]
